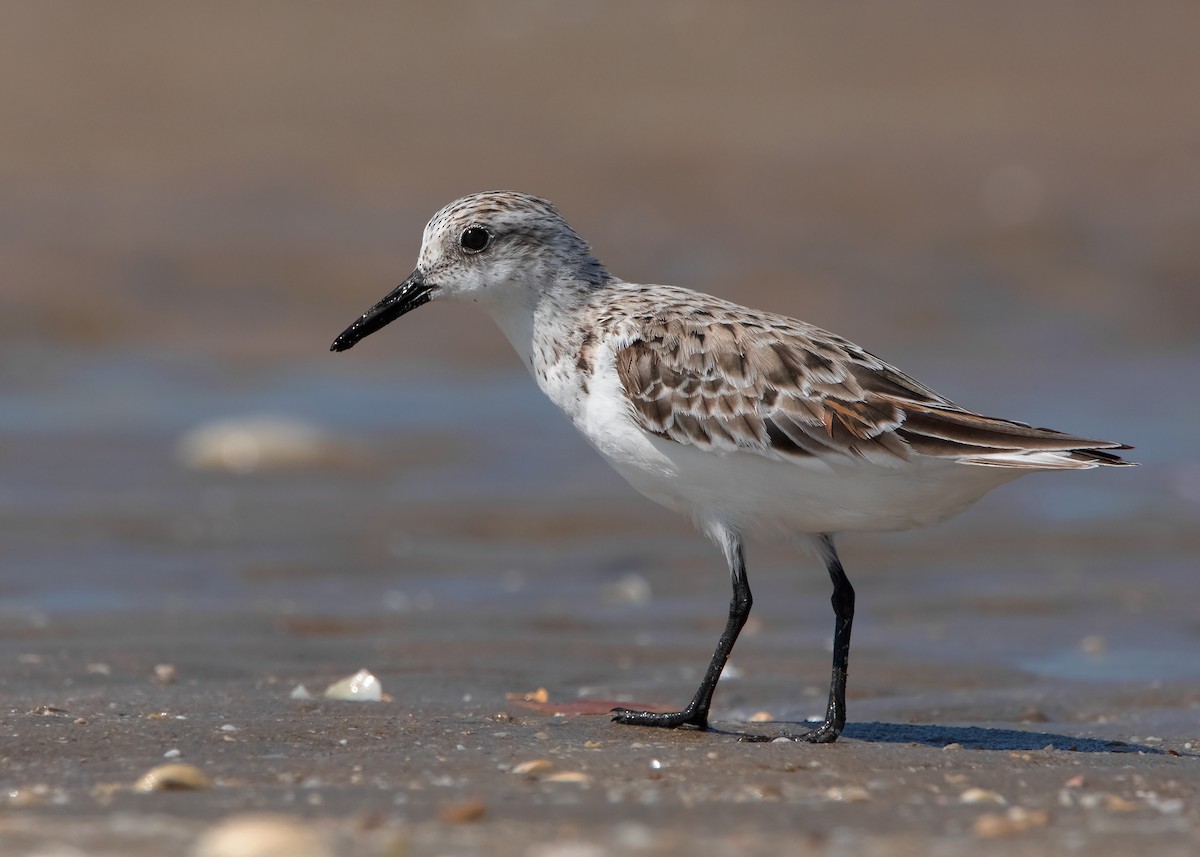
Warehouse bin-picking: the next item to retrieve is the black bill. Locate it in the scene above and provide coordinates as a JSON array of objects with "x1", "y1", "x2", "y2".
[{"x1": 330, "y1": 269, "x2": 432, "y2": 352}]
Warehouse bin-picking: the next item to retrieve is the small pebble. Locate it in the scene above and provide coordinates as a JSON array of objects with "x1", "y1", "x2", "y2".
[
  {"x1": 323, "y1": 669, "x2": 381, "y2": 702},
  {"x1": 824, "y1": 785, "x2": 870, "y2": 802},
  {"x1": 7, "y1": 786, "x2": 49, "y2": 807},
  {"x1": 511, "y1": 759, "x2": 553, "y2": 775},
  {"x1": 960, "y1": 787, "x2": 1006, "y2": 805},
  {"x1": 177, "y1": 415, "x2": 349, "y2": 473},
  {"x1": 1103, "y1": 794, "x2": 1139, "y2": 812},
  {"x1": 191, "y1": 812, "x2": 333, "y2": 857},
  {"x1": 544, "y1": 771, "x2": 592, "y2": 784},
  {"x1": 439, "y1": 798, "x2": 487, "y2": 824},
  {"x1": 134, "y1": 763, "x2": 213, "y2": 792},
  {"x1": 508, "y1": 688, "x2": 549, "y2": 704},
  {"x1": 154, "y1": 664, "x2": 178, "y2": 684},
  {"x1": 603, "y1": 573, "x2": 652, "y2": 605},
  {"x1": 1142, "y1": 794, "x2": 1184, "y2": 815},
  {"x1": 973, "y1": 807, "x2": 1048, "y2": 838},
  {"x1": 31, "y1": 705, "x2": 69, "y2": 716},
  {"x1": 525, "y1": 844, "x2": 607, "y2": 857},
  {"x1": 90, "y1": 782, "x2": 122, "y2": 806}
]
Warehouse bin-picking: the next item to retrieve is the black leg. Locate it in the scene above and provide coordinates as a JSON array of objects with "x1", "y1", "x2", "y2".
[
  {"x1": 612, "y1": 537, "x2": 750, "y2": 731},
  {"x1": 801, "y1": 534, "x2": 854, "y2": 743}
]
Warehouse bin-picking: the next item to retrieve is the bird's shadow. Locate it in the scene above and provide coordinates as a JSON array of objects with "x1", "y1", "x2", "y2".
[
  {"x1": 718, "y1": 721, "x2": 1166, "y2": 754},
  {"x1": 842, "y1": 721, "x2": 1160, "y2": 753}
]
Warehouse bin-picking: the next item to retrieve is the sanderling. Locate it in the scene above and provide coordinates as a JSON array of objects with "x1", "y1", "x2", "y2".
[{"x1": 332, "y1": 191, "x2": 1132, "y2": 742}]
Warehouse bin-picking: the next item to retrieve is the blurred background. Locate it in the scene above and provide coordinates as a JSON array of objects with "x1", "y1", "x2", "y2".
[{"x1": 0, "y1": 3, "x2": 1196, "y2": 702}]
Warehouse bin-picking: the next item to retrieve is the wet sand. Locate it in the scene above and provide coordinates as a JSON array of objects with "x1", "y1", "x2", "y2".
[
  {"x1": 2, "y1": 4, "x2": 1199, "y2": 855},
  {"x1": 3, "y1": 599, "x2": 1199, "y2": 856}
]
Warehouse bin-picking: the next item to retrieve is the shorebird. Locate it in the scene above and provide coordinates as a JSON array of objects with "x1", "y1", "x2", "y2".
[{"x1": 331, "y1": 191, "x2": 1132, "y2": 742}]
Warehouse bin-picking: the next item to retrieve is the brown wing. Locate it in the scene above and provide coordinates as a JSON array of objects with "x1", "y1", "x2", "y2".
[{"x1": 614, "y1": 313, "x2": 1131, "y2": 468}]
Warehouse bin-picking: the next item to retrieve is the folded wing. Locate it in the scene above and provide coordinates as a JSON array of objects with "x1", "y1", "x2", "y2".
[{"x1": 614, "y1": 310, "x2": 1131, "y2": 470}]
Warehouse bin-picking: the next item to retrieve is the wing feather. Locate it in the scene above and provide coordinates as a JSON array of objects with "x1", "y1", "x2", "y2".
[{"x1": 610, "y1": 293, "x2": 1131, "y2": 469}]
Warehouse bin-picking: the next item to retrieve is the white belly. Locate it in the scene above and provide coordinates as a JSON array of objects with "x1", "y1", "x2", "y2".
[{"x1": 611, "y1": 433, "x2": 1025, "y2": 534}]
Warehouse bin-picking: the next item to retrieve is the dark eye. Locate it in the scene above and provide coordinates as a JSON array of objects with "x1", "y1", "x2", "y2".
[{"x1": 460, "y1": 226, "x2": 492, "y2": 254}]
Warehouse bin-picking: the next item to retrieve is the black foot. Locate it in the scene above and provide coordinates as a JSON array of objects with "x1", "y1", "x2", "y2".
[
  {"x1": 801, "y1": 720, "x2": 840, "y2": 739},
  {"x1": 611, "y1": 706, "x2": 708, "y2": 730},
  {"x1": 796, "y1": 718, "x2": 841, "y2": 744}
]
